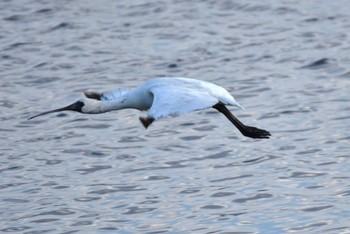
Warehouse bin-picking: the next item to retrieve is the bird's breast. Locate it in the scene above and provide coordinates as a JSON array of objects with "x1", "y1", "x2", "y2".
[{"x1": 130, "y1": 90, "x2": 153, "y2": 111}]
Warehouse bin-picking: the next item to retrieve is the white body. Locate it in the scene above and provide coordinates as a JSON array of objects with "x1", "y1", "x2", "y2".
[{"x1": 85, "y1": 77, "x2": 243, "y2": 120}]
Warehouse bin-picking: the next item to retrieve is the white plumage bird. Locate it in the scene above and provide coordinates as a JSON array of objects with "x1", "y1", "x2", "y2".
[{"x1": 29, "y1": 77, "x2": 270, "y2": 139}]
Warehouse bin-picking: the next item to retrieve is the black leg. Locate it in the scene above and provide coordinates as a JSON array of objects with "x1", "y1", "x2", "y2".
[{"x1": 213, "y1": 103, "x2": 271, "y2": 139}]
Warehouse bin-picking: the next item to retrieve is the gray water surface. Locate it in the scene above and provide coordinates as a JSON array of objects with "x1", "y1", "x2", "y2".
[{"x1": 1, "y1": 0, "x2": 350, "y2": 233}]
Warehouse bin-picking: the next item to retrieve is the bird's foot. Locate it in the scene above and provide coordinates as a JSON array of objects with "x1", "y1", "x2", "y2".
[
  {"x1": 243, "y1": 126, "x2": 271, "y2": 139},
  {"x1": 139, "y1": 117, "x2": 154, "y2": 129}
]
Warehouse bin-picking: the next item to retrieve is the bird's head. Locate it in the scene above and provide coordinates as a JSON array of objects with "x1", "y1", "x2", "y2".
[{"x1": 28, "y1": 98, "x2": 103, "y2": 120}]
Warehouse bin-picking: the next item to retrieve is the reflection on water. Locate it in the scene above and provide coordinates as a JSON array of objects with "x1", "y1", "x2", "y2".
[{"x1": 1, "y1": 0, "x2": 350, "y2": 233}]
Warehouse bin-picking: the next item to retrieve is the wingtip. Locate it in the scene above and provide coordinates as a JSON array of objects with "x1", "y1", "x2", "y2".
[
  {"x1": 84, "y1": 90, "x2": 102, "y2": 100},
  {"x1": 139, "y1": 117, "x2": 154, "y2": 129}
]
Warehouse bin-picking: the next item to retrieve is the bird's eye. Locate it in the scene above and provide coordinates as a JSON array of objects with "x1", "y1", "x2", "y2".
[{"x1": 76, "y1": 101, "x2": 85, "y2": 107}]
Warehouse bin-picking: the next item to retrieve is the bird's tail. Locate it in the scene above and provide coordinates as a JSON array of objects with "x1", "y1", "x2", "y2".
[{"x1": 233, "y1": 99, "x2": 245, "y2": 110}]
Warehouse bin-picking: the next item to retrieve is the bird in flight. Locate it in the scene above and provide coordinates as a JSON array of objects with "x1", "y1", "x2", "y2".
[{"x1": 28, "y1": 77, "x2": 271, "y2": 139}]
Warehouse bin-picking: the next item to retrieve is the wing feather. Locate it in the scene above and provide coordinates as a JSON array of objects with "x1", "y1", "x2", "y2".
[{"x1": 148, "y1": 85, "x2": 218, "y2": 120}]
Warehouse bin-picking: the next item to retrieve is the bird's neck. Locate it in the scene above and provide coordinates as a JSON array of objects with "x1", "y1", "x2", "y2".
[
  {"x1": 100, "y1": 95, "x2": 131, "y2": 113},
  {"x1": 98, "y1": 88, "x2": 149, "y2": 113}
]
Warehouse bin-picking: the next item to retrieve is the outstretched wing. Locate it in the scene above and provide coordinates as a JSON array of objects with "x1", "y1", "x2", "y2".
[{"x1": 148, "y1": 85, "x2": 218, "y2": 120}]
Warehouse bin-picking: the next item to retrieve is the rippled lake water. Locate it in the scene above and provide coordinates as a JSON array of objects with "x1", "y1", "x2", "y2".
[{"x1": 1, "y1": 0, "x2": 350, "y2": 233}]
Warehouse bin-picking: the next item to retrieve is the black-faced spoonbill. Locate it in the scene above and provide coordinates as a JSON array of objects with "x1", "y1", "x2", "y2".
[{"x1": 28, "y1": 77, "x2": 271, "y2": 139}]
